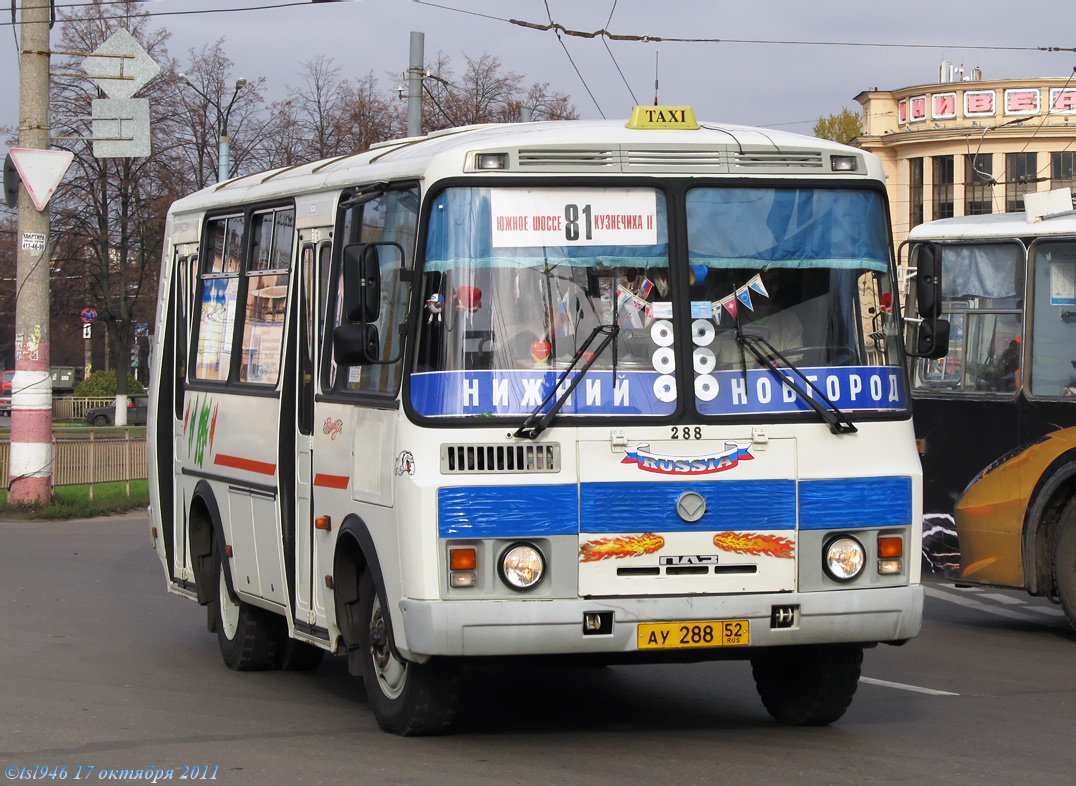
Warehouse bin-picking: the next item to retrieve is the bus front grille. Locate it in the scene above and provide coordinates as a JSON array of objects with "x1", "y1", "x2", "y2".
[{"x1": 440, "y1": 443, "x2": 561, "y2": 474}]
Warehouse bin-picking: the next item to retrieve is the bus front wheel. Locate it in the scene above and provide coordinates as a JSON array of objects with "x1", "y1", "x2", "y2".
[
  {"x1": 358, "y1": 571, "x2": 459, "y2": 735},
  {"x1": 212, "y1": 545, "x2": 283, "y2": 671},
  {"x1": 1054, "y1": 499, "x2": 1076, "y2": 631},
  {"x1": 750, "y1": 644, "x2": 862, "y2": 725}
]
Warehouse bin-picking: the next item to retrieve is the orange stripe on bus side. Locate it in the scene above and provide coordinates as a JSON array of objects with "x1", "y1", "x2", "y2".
[
  {"x1": 314, "y1": 473, "x2": 350, "y2": 489},
  {"x1": 214, "y1": 453, "x2": 277, "y2": 476}
]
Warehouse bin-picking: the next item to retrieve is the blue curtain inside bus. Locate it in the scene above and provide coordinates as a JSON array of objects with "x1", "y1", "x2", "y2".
[
  {"x1": 685, "y1": 188, "x2": 889, "y2": 272},
  {"x1": 424, "y1": 187, "x2": 889, "y2": 273}
]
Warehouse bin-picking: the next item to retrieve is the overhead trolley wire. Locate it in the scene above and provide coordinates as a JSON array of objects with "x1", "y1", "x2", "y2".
[{"x1": 412, "y1": 1, "x2": 1076, "y2": 54}]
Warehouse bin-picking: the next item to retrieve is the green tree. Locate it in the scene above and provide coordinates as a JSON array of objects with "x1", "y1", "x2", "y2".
[
  {"x1": 75, "y1": 370, "x2": 145, "y2": 397},
  {"x1": 813, "y1": 108, "x2": 863, "y2": 144}
]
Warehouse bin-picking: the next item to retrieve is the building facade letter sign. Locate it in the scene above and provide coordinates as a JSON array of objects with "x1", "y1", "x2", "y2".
[
  {"x1": 932, "y1": 92, "x2": 957, "y2": 120},
  {"x1": 964, "y1": 90, "x2": 996, "y2": 117},
  {"x1": 1050, "y1": 88, "x2": 1076, "y2": 114},
  {"x1": 898, "y1": 100, "x2": 907, "y2": 124},
  {"x1": 1005, "y1": 88, "x2": 1041, "y2": 116},
  {"x1": 909, "y1": 96, "x2": 928, "y2": 122}
]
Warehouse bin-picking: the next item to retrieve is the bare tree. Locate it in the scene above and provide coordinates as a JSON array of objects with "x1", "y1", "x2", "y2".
[
  {"x1": 173, "y1": 40, "x2": 268, "y2": 189},
  {"x1": 423, "y1": 53, "x2": 577, "y2": 131},
  {"x1": 338, "y1": 72, "x2": 405, "y2": 153},
  {"x1": 285, "y1": 55, "x2": 348, "y2": 160},
  {"x1": 48, "y1": 1, "x2": 178, "y2": 391}
]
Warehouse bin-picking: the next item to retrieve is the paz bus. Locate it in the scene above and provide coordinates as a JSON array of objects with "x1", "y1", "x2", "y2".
[
  {"x1": 904, "y1": 206, "x2": 1076, "y2": 627},
  {"x1": 148, "y1": 106, "x2": 927, "y2": 735}
]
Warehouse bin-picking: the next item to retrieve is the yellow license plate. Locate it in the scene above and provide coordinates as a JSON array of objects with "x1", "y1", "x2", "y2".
[{"x1": 637, "y1": 619, "x2": 750, "y2": 650}]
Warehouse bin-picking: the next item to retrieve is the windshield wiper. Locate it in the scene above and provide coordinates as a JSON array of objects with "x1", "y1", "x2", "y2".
[
  {"x1": 514, "y1": 324, "x2": 620, "y2": 440},
  {"x1": 735, "y1": 326, "x2": 857, "y2": 435}
]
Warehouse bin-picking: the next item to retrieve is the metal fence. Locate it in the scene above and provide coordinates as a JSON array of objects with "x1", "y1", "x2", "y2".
[
  {"x1": 52, "y1": 397, "x2": 116, "y2": 420},
  {"x1": 0, "y1": 431, "x2": 148, "y2": 495}
]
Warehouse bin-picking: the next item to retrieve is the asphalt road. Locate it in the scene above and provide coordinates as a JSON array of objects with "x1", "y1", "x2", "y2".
[{"x1": 1, "y1": 514, "x2": 1073, "y2": 784}]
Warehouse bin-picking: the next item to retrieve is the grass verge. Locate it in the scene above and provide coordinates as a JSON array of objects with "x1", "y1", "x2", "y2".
[{"x1": 0, "y1": 480, "x2": 148, "y2": 520}]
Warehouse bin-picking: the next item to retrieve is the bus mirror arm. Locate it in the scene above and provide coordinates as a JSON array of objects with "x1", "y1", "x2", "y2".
[{"x1": 513, "y1": 324, "x2": 620, "y2": 440}]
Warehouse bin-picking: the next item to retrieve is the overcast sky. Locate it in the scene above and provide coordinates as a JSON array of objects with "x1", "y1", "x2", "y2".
[{"x1": 3, "y1": 0, "x2": 1076, "y2": 159}]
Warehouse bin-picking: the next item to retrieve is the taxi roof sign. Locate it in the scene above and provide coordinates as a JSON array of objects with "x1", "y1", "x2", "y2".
[{"x1": 626, "y1": 106, "x2": 699, "y2": 130}]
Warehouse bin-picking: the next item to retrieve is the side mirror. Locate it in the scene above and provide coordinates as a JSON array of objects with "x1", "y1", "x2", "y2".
[
  {"x1": 341, "y1": 243, "x2": 381, "y2": 323},
  {"x1": 915, "y1": 242, "x2": 942, "y2": 319},
  {"x1": 916, "y1": 317, "x2": 951, "y2": 359},
  {"x1": 333, "y1": 323, "x2": 380, "y2": 365},
  {"x1": 906, "y1": 242, "x2": 951, "y2": 358}
]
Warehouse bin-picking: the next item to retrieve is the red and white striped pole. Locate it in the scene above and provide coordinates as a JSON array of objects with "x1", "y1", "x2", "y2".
[{"x1": 9, "y1": 0, "x2": 53, "y2": 504}]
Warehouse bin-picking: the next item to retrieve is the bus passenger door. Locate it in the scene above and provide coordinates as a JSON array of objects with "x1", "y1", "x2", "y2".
[{"x1": 294, "y1": 238, "x2": 331, "y2": 631}]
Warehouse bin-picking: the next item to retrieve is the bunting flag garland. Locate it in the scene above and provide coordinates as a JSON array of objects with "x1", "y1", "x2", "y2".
[
  {"x1": 735, "y1": 285, "x2": 754, "y2": 311},
  {"x1": 746, "y1": 273, "x2": 769, "y2": 299},
  {"x1": 709, "y1": 273, "x2": 770, "y2": 322}
]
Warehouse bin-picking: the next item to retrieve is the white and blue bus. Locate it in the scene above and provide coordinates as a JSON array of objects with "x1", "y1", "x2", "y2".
[{"x1": 148, "y1": 107, "x2": 925, "y2": 734}]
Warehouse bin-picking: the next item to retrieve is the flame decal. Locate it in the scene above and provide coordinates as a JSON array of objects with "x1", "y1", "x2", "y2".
[
  {"x1": 579, "y1": 533, "x2": 665, "y2": 562},
  {"x1": 713, "y1": 531, "x2": 795, "y2": 559}
]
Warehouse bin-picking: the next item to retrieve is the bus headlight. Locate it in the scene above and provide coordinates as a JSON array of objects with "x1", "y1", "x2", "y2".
[
  {"x1": 824, "y1": 536, "x2": 865, "y2": 582},
  {"x1": 500, "y1": 543, "x2": 545, "y2": 590}
]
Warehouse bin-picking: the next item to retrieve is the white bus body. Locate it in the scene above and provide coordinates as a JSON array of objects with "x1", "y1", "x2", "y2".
[{"x1": 148, "y1": 110, "x2": 923, "y2": 734}]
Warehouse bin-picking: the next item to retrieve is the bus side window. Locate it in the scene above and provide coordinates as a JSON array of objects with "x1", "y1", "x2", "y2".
[{"x1": 1030, "y1": 240, "x2": 1076, "y2": 397}]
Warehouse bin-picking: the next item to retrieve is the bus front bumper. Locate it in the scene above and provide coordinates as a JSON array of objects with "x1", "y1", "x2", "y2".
[{"x1": 398, "y1": 584, "x2": 924, "y2": 658}]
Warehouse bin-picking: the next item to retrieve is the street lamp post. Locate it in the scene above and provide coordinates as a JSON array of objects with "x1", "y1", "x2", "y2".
[{"x1": 177, "y1": 74, "x2": 247, "y2": 183}]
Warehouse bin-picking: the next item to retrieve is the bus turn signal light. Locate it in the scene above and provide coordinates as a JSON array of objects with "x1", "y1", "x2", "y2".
[
  {"x1": 877, "y1": 536, "x2": 903, "y2": 558},
  {"x1": 315, "y1": 516, "x2": 331, "y2": 531},
  {"x1": 450, "y1": 547, "x2": 476, "y2": 571}
]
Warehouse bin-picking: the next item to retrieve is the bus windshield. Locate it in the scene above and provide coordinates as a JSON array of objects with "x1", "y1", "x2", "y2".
[{"x1": 411, "y1": 185, "x2": 904, "y2": 419}]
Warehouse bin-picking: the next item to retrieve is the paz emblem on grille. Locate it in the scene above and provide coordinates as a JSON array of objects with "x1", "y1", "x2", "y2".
[{"x1": 676, "y1": 491, "x2": 706, "y2": 523}]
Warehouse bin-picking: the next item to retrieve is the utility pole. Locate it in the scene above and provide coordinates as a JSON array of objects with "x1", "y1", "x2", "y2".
[
  {"x1": 10, "y1": 0, "x2": 54, "y2": 504},
  {"x1": 407, "y1": 31, "x2": 424, "y2": 137}
]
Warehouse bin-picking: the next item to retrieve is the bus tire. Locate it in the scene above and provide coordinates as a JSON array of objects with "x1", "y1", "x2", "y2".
[
  {"x1": 750, "y1": 644, "x2": 862, "y2": 725},
  {"x1": 213, "y1": 546, "x2": 283, "y2": 671},
  {"x1": 277, "y1": 638, "x2": 326, "y2": 671},
  {"x1": 1054, "y1": 498, "x2": 1076, "y2": 631},
  {"x1": 358, "y1": 571, "x2": 459, "y2": 735}
]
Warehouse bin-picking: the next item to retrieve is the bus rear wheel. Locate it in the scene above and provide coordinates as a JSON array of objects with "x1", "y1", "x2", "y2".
[
  {"x1": 1054, "y1": 499, "x2": 1076, "y2": 631},
  {"x1": 212, "y1": 546, "x2": 283, "y2": 671},
  {"x1": 358, "y1": 571, "x2": 459, "y2": 735},
  {"x1": 751, "y1": 644, "x2": 862, "y2": 725}
]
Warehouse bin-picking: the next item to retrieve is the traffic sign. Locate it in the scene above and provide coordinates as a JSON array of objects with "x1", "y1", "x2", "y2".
[
  {"x1": 80, "y1": 308, "x2": 97, "y2": 324},
  {"x1": 81, "y1": 29, "x2": 161, "y2": 100},
  {"x1": 7, "y1": 148, "x2": 74, "y2": 211},
  {"x1": 92, "y1": 98, "x2": 151, "y2": 158}
]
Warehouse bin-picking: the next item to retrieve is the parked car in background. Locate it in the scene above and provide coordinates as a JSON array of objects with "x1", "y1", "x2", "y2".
[
  {"x1": 84, "y1": 395, "x2": 149, "y2": 426},
  {"x1": 0, "y1": 371, "x2": 13, "y2": 416}
]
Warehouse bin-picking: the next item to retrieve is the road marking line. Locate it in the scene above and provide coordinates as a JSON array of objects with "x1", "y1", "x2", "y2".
[
  {"x1": 926, "y1": 586, "x2": 1044, "y2": 624},
  {"x1": 1026, "y1": 606, "x2": 1066, "y2": 617},
  {"x1": 861, "y1": 677, "x2": 959, "y2": 696},
  {"x1": 980, "y1": 592, "x2": 1026, "y2": 605}
]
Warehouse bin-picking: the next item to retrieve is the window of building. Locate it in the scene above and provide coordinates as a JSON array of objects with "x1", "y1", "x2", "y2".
[
  {"x1": 1006, "y1": 152, "x2": 1037, "y2": 212},
  {"x1": 1051, "y1": 152, "x2": 1076, "y2": 196},
  {"x1": 932, "y1": 156, "x2": 955, "y2": 219},
  {"x1": 909, "y1": 158, "x2": 924, "y2": 228},
  {"x1": 965, "y1": 154, "x2": 993, "y2": 215}
]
